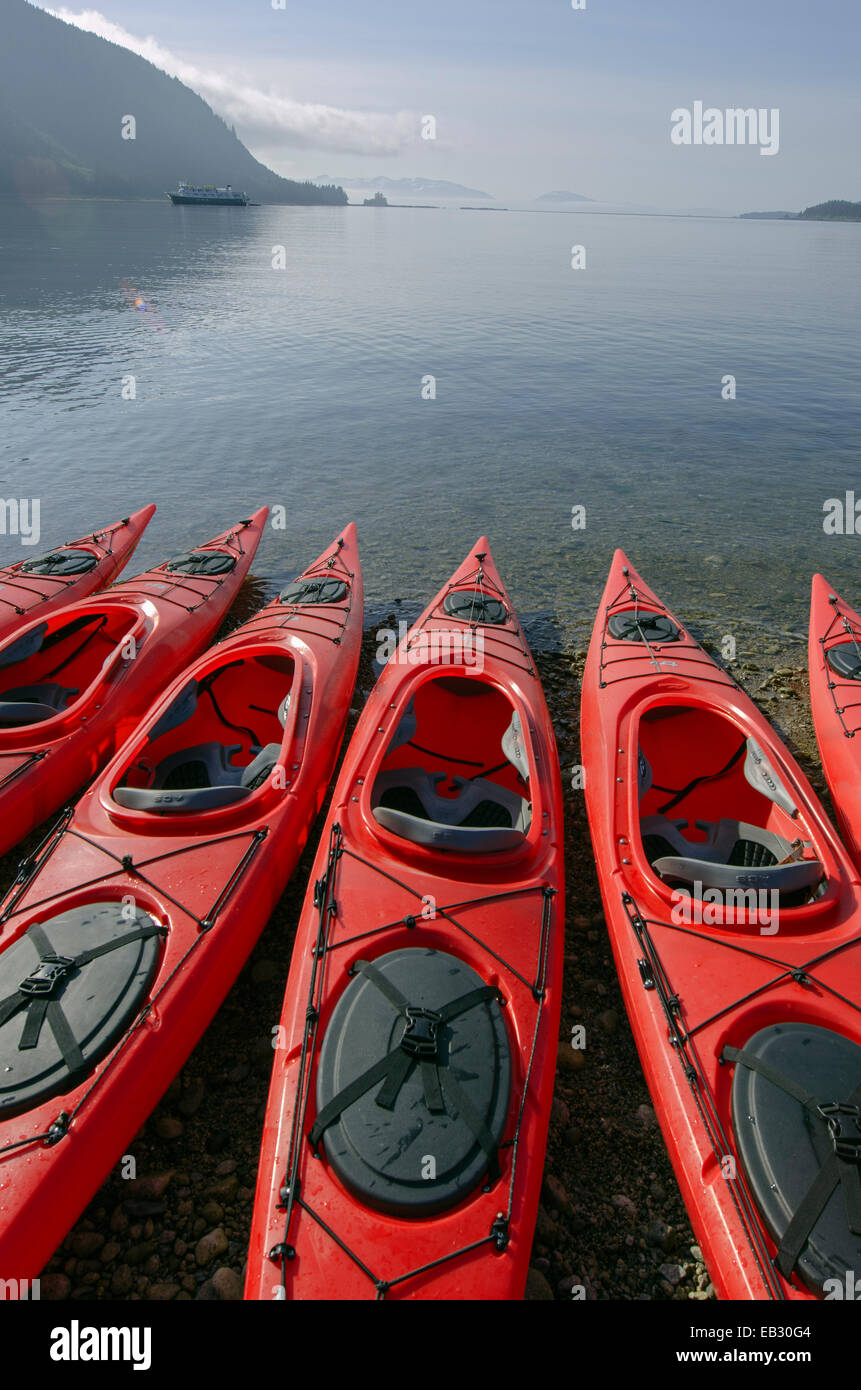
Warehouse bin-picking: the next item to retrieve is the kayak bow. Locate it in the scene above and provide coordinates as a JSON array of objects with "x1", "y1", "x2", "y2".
[{"x1": 0, "y1": 505, "x2": 156, "y2": 643}]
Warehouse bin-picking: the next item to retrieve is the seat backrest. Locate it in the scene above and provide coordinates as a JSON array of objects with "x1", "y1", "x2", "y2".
[
  {"x1": 0, "y1": 623, "x2": 48, "y2": 670},
  {"x1": 0, "y1": 682, "x2": 78, "y2": 725},
  {"x1": 388, "y1": 699, "x2": 417, "y2": 752},
  {"x1": 637, "y1": 749, "x2": 653, "y2": 801},
  {"x1": 372, "y1": 767, "x2": 531, "y2": 852},
  {"x1": 501, "y1": 711, "x2": 529, "y2": 780},
  {"x1": 743, "y1": 739, "x2": 798, "y2": 818}
]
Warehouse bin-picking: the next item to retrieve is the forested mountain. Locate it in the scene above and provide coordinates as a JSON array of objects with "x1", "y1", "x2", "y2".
[{"x1": 0, "y1": 1, "x2": 346, "y2": 204}]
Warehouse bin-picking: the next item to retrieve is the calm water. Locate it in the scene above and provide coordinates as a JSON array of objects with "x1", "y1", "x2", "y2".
[{"x1": 1, "y1": 200, "x2": 860, "y2": 658}]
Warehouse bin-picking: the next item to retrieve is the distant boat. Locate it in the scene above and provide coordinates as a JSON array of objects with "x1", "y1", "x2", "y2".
[{"x1": 168, "y1": 182, "x2": 249, "y2": 206}]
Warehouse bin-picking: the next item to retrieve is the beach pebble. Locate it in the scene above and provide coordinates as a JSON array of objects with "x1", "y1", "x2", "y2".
[
  {"x1": 39, "y1": 1273, "x2": 71, "y2": 1300},
  {"x1": 211, "y1": 1267, "x2": 242, "y2": 1301},
  {"x1": 148, "y1": 1283, "x2": 180, "y2": 1301},
  {"x1": 178, "y1": 1080, "x2": 205, "y2": 1118},
  {"x1": 524, "y1": 1268, "x2": 554, "y2": 1300},
  {"x1": 154, "y1": 1116, "x2": 183, "y2": 1140},
  {"x1": 542, "y1": 1174, "x2": 569, "y2": 1213},
  {"x1": 196, "y1": 1228, "x2": 229, "y2": 1266},
  {"x1": 111, "y1": 1266, "x2": 134, "y2": 1297}
]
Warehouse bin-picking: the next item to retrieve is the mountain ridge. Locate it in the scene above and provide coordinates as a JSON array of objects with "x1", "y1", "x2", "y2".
[{"x1": 0, "y1": 1, "x2": 346, "y2": 204}]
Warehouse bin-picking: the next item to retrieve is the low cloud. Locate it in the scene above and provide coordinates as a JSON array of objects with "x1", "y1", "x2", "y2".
[{"x1": 46, "y1": 7, "x2": 418, "y2": 155}]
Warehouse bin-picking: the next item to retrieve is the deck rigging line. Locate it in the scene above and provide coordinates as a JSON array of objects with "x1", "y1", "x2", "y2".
[
  {"x1": 0, "y1": 812, "x2": 267, "y2": 1157},
  {"x1": 269, "y1": 821, "x2": 556, "y2": 1299},
  {"x1": 621, "y1": 887, "x2": 861, "y2": 1297}
]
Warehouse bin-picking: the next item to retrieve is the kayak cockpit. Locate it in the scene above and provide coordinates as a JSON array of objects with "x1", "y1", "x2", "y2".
[
  {"x1": 0, "y1": 607, "x2": 142, "y2": 728},
  {"x1": 369, "y1": 674, "x2": 534, "y2": 852},
  {"x1": 635, "y1": 704, "x2": 827, "y2": 911},
  {"x1": 110, "y1": 651, "x2": 297, "y2": 814}
]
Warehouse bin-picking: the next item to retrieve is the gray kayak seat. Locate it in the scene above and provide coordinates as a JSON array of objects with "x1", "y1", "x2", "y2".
[
  {"x1": 0, "y1": 682, "x2": 78, "y2": 725},
  {"x1": 641, "y1": 813, "x2": 824, "y2": 895},
  {"x1": 373, "y1": 768, "x2": 531, "y2": 851},
  {"x1": 114, "y1": 740, "x2": 283, "y2": 812},
  {"x1": 115, "y1": 676, "x2": 294, "y2": 811}
]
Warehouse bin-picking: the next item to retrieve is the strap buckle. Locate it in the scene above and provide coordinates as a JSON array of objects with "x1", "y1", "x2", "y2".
[
  {"x1": 818, "y1": 1102, "x2": 861, "y2": 1161},
  {"x1": 401, "y1": 1007, "x2": 441, "y2": 1059},
  {"x1": 19, "y1": 954, "x2": 75, "y2": 998}
]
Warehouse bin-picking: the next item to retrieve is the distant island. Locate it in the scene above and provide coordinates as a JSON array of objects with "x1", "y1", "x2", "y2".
[
  {"x1": 363, "y1": 192, "x2": 389, "y2": 207},
  {"x1": 534, "y1": 191, "x2": 594, "y2": 203},
  {"x1": 741, "y1": 200, "x2": 861, "y2": 222},
  {"x1": 799, "y1": 200, "x2": 861, "y2": 221},
  {"x1": 0, "y1": 0, "x2": 346, "y2": 205},
  {"x1": 315, "y1": 175, "x2": 493, "y2": 200}
]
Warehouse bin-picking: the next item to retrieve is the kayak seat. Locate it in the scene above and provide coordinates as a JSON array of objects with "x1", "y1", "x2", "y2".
[
  {"x1": 641, "y1": 814, "x2": 824, "y2": 896},
  {"x1": 372, "y1": 767, "x2": 531, "y2": 851},
  {"x1": 114, "y1": 740, "x2": 282, "y2": 812},
  {"x1": 0, "y1": 682, "x2": 79, "y2": 725}
]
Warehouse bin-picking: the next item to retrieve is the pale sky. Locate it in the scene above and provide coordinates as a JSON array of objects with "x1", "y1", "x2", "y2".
[{"x1": 37, "y1": 0, "x2": 861, "y2": 211}]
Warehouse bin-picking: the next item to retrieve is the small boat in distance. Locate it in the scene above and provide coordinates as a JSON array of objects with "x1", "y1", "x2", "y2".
[{"x1": 168, "y1": 181, "x2": 249, "y2": 206}]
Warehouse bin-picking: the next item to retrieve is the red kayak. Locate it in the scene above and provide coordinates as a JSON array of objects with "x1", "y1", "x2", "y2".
[
  {"x1": 581, "y1": 551, "x2": 861, "y2": 1301},
  {"x1": 0, "y1": 525, "x2": 362, "y2": 1280},
  {"x1": 809, "y1": 575, "x2": 861, "y2": 871},
  {"x1": 245, "y1": 538, "x2": 564, "y2": 1301},
  {"x1": 0, "y1": 506, "x2": 156, "y2": 642},
  {"x1": 0, "y1": 509, "x2": 268, "y2": 859}
]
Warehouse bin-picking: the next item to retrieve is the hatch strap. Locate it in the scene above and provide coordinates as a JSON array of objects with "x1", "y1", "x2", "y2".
[
  {"x1": 0, "y1": 921, "x2": 163, "y2": 1062},
  {"x1": 310, "y1": 959, "x2": 503, "y2": 1178},
  {"x1": 722, "y1": 1046, "x2": 861, "y2": 1275}
]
